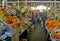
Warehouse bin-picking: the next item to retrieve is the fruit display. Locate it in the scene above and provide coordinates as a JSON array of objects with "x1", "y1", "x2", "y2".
[
  {"x1": 0, "y1": 5, "x2": 34, "y2": 33},
  {"x1": 46, "y1": 12, "x2": 60, "y2": 40},
  {"x1": 0, "y1": 8, "x2": 7, "y2": 22}
]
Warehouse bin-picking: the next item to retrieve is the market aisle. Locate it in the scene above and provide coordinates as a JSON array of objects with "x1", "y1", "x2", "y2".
[{"x1": 28, "y1": 24, "x2": 48, "y2": 41}]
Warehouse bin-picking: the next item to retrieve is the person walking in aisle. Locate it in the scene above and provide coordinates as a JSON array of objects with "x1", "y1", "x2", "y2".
[
  {"x1": 38, "y1": 14, "x2": 42, "y2": 24},
  {"x1": 41, "y1": 11, "x2": 47, "y2": 29},
  {"x1": 35, "y1": 14, "x2": 39, "y2": 24},
  {"x1": 31, "y1": 12, "x2": 35, "y2": 24}
]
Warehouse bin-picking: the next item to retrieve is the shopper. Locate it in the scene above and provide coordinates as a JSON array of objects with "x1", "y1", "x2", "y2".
[
  {"x1": 38, "y1": 14, "x2": 42, "y2": 24},
  {"x1": 35, "y1": 14, "x2": 39, "y2": 24},
  {"x1": 30, "y1": 12, "x2": 35, "y2": 24},
  {"x1": 31, "y1": 12, "x2": 35, "y2": 23},
  {"x1": 41, "y1": 12, "x2": 47, "y2": 28}
]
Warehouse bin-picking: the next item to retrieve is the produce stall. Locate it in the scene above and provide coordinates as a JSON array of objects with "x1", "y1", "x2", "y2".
[
  {"x1": 46, "y1": 11, "x2": 60, "y2": 41},
  {"x1": 0, "y1": 4, "x2": 34, "y2": 41},
  {"x1": 0, "y1": 0, "x2": 60, "y2": 41}
]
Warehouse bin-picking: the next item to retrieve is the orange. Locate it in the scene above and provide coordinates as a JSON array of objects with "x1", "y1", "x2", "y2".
[{"x1": 12, "y1": 23, "x2": 18, "y2": 28}]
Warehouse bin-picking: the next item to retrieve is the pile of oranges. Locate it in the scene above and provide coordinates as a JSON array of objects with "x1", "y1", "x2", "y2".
[{"x1": 46, "y1": 20, "x2": 60, "y2": 32}]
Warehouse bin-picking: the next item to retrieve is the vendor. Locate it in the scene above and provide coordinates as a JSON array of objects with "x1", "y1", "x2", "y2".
[{"x1": 50, "y1": 13, "x2": 56, "y2": 20}]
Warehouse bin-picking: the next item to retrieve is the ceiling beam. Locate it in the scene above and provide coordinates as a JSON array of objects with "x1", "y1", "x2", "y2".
[{"x1": 5, "y1": 1, "x2": 60, "y2": 3}]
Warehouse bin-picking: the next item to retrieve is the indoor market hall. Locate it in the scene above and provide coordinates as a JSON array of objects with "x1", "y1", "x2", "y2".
[{"x1": 0, "y1": 0, "x2": 60, "y2": 41}]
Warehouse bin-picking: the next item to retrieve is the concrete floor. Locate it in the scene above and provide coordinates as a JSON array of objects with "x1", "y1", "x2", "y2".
[{"x1": 28, "y1": 24, "x2": 48, "y2": 41}]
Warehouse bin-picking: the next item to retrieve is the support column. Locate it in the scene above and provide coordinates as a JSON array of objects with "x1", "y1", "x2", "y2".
[
  {"x1": 18, "y1": 0, "x2": 19, "y2": 8},
  {"x1": 6, "y1": 0, "x2": 7, "y2": 8},
  {"x1": 31, "y1": 0, "x2": 32, "y2": 7},
  {"x1": 25, "y1": 0, "x2": 27, "y2": 7},
  {"x1": 2, "y1": 0, "x2": 5, "y2": 8},
  {"x1": 34, "y1": 0, "x2": 35, "y2": 7},
  {"x1": 54, "y1": 0, "x2": 56, "y2": 12}
]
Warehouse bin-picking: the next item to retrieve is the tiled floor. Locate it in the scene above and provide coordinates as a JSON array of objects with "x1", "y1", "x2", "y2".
[{"x1": 28, "y1": 24, "x2": 48, "y2": 41}]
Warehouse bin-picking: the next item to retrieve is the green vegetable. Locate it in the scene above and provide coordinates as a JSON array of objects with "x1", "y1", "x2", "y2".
[
  {"x1": 0, "y1": 11, "x2": 4, "y2": 16},
  {"x1": 16, "y1": 9, "x2": 21, "y2": 14},
  {"x1": 0, "y1": 11, "x2": 7, "y2": 21},
  {"x1": 1, "y1": 18, "x2": 7, "y2": 21}
]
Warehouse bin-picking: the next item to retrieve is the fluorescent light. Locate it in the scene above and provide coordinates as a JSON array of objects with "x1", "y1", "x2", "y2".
[
  {"x1": 29, "y1": 5, "x2": 50, "y2": 12},
  {"x1": 48, "y1": 7, "x2": 50, "y2": 10},
  {"x1": 36, "y1": 5, "x2": 47, "y2": 12},
  {"x1": 30, "y1": 7, "x2": 35, "y2": 10}
]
